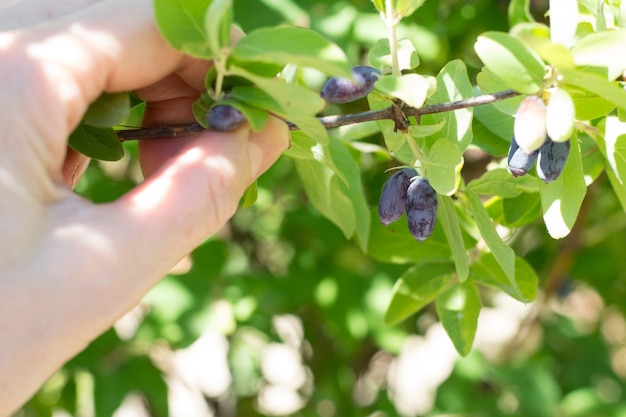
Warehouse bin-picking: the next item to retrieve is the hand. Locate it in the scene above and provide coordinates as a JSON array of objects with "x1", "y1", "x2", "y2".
[{"x1": 0, "y1": 0, "x2": 289, "y2": 414}]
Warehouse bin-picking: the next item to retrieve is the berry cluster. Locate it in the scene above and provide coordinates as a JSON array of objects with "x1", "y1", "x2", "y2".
[
  {"x1": 378, "y1": 169, "x2": 438, "y2": 242},
  {"x1": 507, "y1": 91, "x2": 574, "y2": 183}
]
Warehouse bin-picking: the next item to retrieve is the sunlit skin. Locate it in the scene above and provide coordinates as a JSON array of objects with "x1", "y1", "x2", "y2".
[{"x1": 0, "y1": 0, "x2": 289, "y2": 414}]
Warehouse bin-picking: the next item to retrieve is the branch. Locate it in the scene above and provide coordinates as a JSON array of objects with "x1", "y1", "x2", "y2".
[{"x1": 116, "y1": 89, "x2": 519, "y2": 141}]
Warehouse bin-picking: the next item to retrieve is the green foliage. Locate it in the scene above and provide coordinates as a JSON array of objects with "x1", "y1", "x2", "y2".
[{"x1": 25, "y1": 0, "x2": 626, "y2": 415}]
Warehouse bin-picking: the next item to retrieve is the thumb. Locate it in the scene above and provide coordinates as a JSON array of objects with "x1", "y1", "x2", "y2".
[{"x1": 110, "y1": 117, "x2": 288, "y2": 271}]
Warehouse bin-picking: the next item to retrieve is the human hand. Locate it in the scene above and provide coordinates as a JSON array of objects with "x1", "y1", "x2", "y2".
[{"x1": 0, "y1": 0, "x2": 288, "y2": 414}]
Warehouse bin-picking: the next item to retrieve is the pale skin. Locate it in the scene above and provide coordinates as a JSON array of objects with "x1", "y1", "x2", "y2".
[{"x1": 0, "y1": 0, "x2": 289, "y2": 415}]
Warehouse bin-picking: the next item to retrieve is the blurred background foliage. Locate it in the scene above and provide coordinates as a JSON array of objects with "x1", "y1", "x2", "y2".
[{"x1": 16, "y1": 0, "x2": 626, "y2": 416}]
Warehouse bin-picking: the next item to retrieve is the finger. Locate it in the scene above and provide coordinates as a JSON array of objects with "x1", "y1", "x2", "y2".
[
  {"x1": 111, "y1": 116, "x2": 289, "y2": 272},
  {"x1": 8, "y1": 0, "x2": 190, "y2": 143}
]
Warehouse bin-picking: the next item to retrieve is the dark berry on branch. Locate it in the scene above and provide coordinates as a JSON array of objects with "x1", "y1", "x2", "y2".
[
  {"x1": 507, "y1": 136, "x2": 538, "y2": 177},
  {"x1": 320, "y1": 66, "x2": 381, "y2": 104},
  {"x1": 406, "y1": 177, "x2": 438, "y2": 242},
  {"x1": 378, "y1": 168, "x2": 416, "y2": 226},
  {"x1": 537, "y1": 139, "x2": 570, "y2": 183},
  {"x1": 208, "y1": 105, "x2": 246, "y2": 132}
]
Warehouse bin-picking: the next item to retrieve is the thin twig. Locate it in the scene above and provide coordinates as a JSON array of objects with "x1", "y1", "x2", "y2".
[{"x1": 116, "y1": 89, "x2": 519, "y2": 141}]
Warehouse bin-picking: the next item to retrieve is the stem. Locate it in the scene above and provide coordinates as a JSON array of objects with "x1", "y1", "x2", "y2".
[
  {"x1": 385, "y1": 0, "x2": 400, "y2": 76},
  {"x1": 116, "y1": 89, "x2": 519, "y2": 141}
]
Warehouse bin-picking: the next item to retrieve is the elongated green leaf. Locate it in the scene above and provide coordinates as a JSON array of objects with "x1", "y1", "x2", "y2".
[
  {"x1": 502, "y1": 193, "x2": 542, "y2": 226},
  {"x1": 465, "y1": 189, "x2": 516, "y2": 292},
  {"x1": 562, "y1": 68, "x2": 626, "y2": 112},
  {"x1": 213, "y1": 98, "x2": 269, "y2": 132},
  {"x1": 471, "y1": 254, "x2": 538, "y2": 303},
  {"x1": 240, "y1": 181, "x2": 258, "y2": 208},
  {"x1": 231, "y1": 27, "x2": 351, "y2": 78},
  {"x1": 369, "y1": 38, "x2": 420, "y2": 72},
  {"x1": 571, "y1": 30, "x2": 626, "y2": 80},
  {"x1": 508, "y1": 0, "x2": 534, "y2": 26},
  {"x1": 69, "y1": 124, "x2": 124, "y2": 161},
  {"x1": 597, "y1": 117, "x2": 626, "y2": 210},
  {"x1": 83, "y1": 93, "x2": 130, "y2": 128},
  {"x1": 427, "y1": 138, "x2": 464, "y2": 196},
  {"x1": 395, "y1": 0, "x2": 426, "y2": 18},
  {"x1": 385, "y1": 262, "x2": 455, "y2": 325},
  {"x1": 229, "y1": 66, "x2": 328, "y2": 142},
  {"x1": 294, "y1": 139, "x2": 370, "y2": 250},
  {"x1": 539, "y1": 136, "x2": 586, "y2": 239},
  {"x1": 436, "y1": 281, "x2": 481, "y2": 356},
  {"x1": 468, "y1": 168, "x2": 539, "y2": 198},
  {"x1": 511, "y1": 23, "x2": 574, "y2": 69},
  {"x1": 204, "y1": 0, "x2": 232, "y2": 57},
  {"x1": 286, "y1": 131, "x2": 347, "y2": 184},
  {"x1": 154, "y1": 0, "x2": 211, "y2": 58},
  {"x1": 437, "y1": 195, "x2": 469, "y2": 282},
  {"x1": 375, "y1": 74, "x2": 436, "y2": 108},
  {"x1": 474, "y1": 31, "x2": 545, "y2": 94},
  {"x1": 423, "y1": 60, "x2": 474, "y2": 150}
]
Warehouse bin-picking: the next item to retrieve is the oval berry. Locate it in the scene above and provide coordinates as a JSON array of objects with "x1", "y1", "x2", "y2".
[
  {"x1": 406, "y1": 177, "x2": 438, "y2": 242},
  {"x1": 546, "y1": 87, "x2": 575, "y2": 143},
  {"x1": 507, "y1": 137, "x2": 538, "y2": 177},
  {"x1": 320, "y1": 66, "x2": 381, "y2": 104},
  {"x1": 514, "y1": 95, "x2": 547, "y2": 152},
  {"x1": 378, "y1": 168, "x2": 416, "y2": 226},
  {"x1": 208, "y1": 105, "x2": 246, "y2": 132},
  {"x1": 537, "y1": 139, "x2": 570, "y2": 183}
]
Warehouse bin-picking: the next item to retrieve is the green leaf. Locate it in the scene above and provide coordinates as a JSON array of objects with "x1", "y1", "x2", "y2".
[
  {"x1": 240, "y1": 181, "x2": 258, "y2": 208},
  {"x1": 562, "y1": 68, "x2": 626, "y2": 112},
  {"x1": 468, "y1": 168, "x2": 539, "y2": 198},
  {"x1": 426, "y1": 138, "x2": 464, "y2": 196},
  {"x1": 204, "y1": 0, "x2": 232, "y2": 57},
  {"x1": 597, "y1": 116, "x2": 626, "y2": 210},
  {"x1": 465, "y1": 189, "x2": 517, "y2": 293},
  {"x1": 214, "y1": 98, "x2": 269, "y2": 132},
  {"x1": 571, "y1": 29, "x2": 626, "y2": 80},
  {"x1": 154, "y1": 0, "x2": 211, "y2": 58},
  {"x1": 69, "y1": 124, "x2": 124, "y2": 161},
  {"x1": 474, "y1": 31, "x2": 545, "y2": 94},
  {"x1": 371, "y1": 0, "x2": 385, "y2": 13},
  {"x1": 502, "y1": 192, "x2": 543, "y2": 226},
  {"x1": 471, "y1": 253, "x2": 538, "y2": 303},
  {"x1": 375, "y1": 73, "x2": 436, "y2": 108},
  {"x1": 286, "y1": 131, "x2": 347, "y2": 184},
  {"x1": 367, "y1": 209, "x2": 452, "y2": 264},
  {"x1": 83, "y1": 93, "x2": 130, "y2": 128},
  {"x1": 369, "y1": 38, "x2": 420, "y2": 72},
  {"x1": 539, "y1": 136, "x2": 587, "y2": 239},
  {"x1": 438, "y1": 195, "x2": 469, "y2": 282},
  {"x1": 395, "y1": 0, "x2": 426, "y2": 18},
  {"x1": 422, "y1": 60, "x2": 474, "y2": 151},
  {"x1": 511, "y1": 23, "x2": 574, "y2": 69},
  {"x1": 508, "y1": 0, "x2": 534, "y2": 26},
  {"x1": 294, "y1": 139, "x2": 370, "y2": 250},
  {"x1": 572, "y1": 94, "x2": 616, "y2": 121},
  {"x1": 229, "y1": 66, "x2": 328, "y2": 142},
  {"x1": 476, "y1": 69, "x2": 524, "y2": 115},
  {"x1": 231, "y1": 26, "x2": 351, "y2": 78},
  {"x1": 436, "y1": 281, "x2": 481, "y2": 356},
  {"x1": 385, "y1": 262, "x2": 455, "y2": 325}
]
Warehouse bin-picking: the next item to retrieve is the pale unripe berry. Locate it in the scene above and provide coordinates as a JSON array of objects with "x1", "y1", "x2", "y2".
[
  {"x1": 546, "y1": 87, "x2": 575, "y2": 143},
  {"x1": 514, "y1": 95, "x2": 547, "y2": 152}
]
